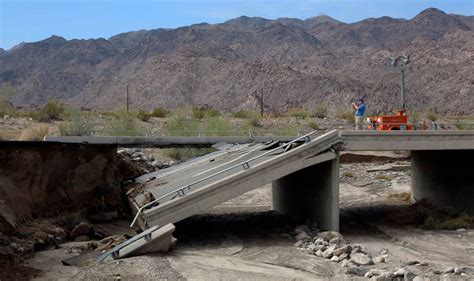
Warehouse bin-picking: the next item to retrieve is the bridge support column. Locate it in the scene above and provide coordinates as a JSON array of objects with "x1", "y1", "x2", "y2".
[
  {"x1": 411, "y1": 150, "x2": 474, "y2": 213},
  {"x1": 272, "y1": 154, "x2": 339, "y2": 231}
]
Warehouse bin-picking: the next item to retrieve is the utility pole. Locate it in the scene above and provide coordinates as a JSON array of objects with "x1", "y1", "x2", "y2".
[{"x1": 126, "y1": 84, "x2": 129, "y2": 112}]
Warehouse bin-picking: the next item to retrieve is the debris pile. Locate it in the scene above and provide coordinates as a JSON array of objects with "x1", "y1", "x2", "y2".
[
  {"x1": 117, "y1": 148, "x2": 176, "y2": 174},
  {"x1": 293, "y1": 225, "x2": 472, "y2": 279}
]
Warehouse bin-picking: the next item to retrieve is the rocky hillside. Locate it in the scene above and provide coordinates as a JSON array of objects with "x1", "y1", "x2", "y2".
[{"x1": 0, "y1": 8, "x2": 473, "y2": 115}]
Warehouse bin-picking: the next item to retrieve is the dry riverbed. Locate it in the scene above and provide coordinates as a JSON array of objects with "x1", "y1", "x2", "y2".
[{"x1": 21, "y1": 158, "x2": 474, "y2": 280}]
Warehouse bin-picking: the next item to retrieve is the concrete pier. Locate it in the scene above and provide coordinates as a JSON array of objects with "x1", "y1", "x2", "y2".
[
  {"x1": 411, "y1": 150, "x2": 474, "y2": 214},
  {"x1": 272, "y1": 154, "x2": 340, "y2": 231}
]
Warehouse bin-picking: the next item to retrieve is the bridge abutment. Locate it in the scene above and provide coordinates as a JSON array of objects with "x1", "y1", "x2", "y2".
[
  {"x1": 411, "y1": 150, "x2": 474, "y2": 214},
  {"x1": 272, "y1": 154, "x2": 340, "y2": 231}
]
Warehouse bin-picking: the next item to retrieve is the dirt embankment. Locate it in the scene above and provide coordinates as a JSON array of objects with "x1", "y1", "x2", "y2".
[{"x1": 0, "y1": 143, "x2": 123, "y2": 230}]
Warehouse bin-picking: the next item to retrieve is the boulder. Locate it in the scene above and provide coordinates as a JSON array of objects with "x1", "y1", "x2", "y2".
[
  {"x1": 317, "y1": 231, "x2": 343, "y2": 242},
  {"x1": 345, "y1": 267, "x2": 366, "y2": 277},
  {"x1": 333, "y1": 245, "x2": 352, "y2": 256},
  {"x1": 70, "y1": 222, "x2": 92, "y2": 240},
  {"x1": 322, "y1": 244, "x2": 337, "y2": 259},
  {"x1": 350, "y1": 253, "x2": 373, "y2": 266}
]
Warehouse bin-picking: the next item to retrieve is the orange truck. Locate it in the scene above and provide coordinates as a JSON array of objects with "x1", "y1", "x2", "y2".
[{"x1": 366, "y1": 54, "x2": 413, "y2": 131}]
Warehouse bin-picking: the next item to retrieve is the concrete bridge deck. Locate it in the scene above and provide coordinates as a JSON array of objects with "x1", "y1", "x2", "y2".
[{"x1": 126, "y1": 130, "x2": 474, "y2": 233}]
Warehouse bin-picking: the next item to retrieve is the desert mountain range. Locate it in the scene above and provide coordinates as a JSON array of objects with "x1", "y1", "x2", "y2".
[{"x1": 0, "y1": 8, "x2": 473, "y2": 114}]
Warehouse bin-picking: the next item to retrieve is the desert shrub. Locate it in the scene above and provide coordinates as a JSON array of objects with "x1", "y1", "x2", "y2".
[
  {"x1": 38, "y1": 100, "x2": 65, "y2": 122},
  {"x1": 163, "y1": 147, "x2": 215, "y2": 161},
  {"x1": 137, "y1": 110, "x2": 152, "y2": 122},
  {"x1": 204, "y1": 117, "x2": 232, "y2": 136},
  {"x1": 151, "y1": 107, "x2": 170, "y2": 118},
  {"x1": 283, "y1": 108, "x2": 309, "y2": 119},
  {"x1": 19, "y1": 124, "x2": 50, "y2": 141},
  {"x1": 192, "y1": 106, "x2": 221, "y2": 119},
  {"x1": 425, "y1": 110, "x2": 438, "y2": 122},
  {"x1": 247, "y1": 116, "x2": 262, "y2": 128},
  {"x1": 409, "y1": 112, "x2": 420, "y2": 129},
  {"x1": 337, "y1": 111, "x2": 355, "y2": 124},
  {"x1": 110, "y1": 111, "x2": 142, "y2": 136},
  {"x1": 311, "y1": 104, "x2": 327, "y2": 118},
  {"x1": 59, "y1": 110, "x2": 93, "y2": 136},
  {"x1": 166, "y1": 116, "x2": 199, "y2": 136},
  {"x1": 232, "y1": 110, "x2": 260, "y2": 119},
  {"x1": 307, "y1": 120, "x2": 320, "y2": 130}
]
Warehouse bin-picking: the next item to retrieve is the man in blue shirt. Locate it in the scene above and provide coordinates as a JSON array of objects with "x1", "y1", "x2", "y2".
[{"x1": 352, "y1": 98, "x2": 366, "y2": 130}]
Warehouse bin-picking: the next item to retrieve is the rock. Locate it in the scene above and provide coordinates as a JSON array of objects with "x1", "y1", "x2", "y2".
[
  {"x1": 443, "y1": 267, "x2": 454, "y2": 274},
  {"x1": 333, "y1": 245, "x2": 351, "y2": 256},
  {"x1": 394, "y1": 268, "x2": 407, "y2": 276},
  {"x1": 367, "y1": 269, "x2": 384, "y2": 276},
  {"x1": 350, "y1": 253, "x2": 373, "y2": 266},
  {"x1": 329, "y1": 237, "x2": 346, "y2": 245},
  {"x1": 403, "y1": 272, "x2": 417, "y2": 281},
  {"x1": 373, "y1": 255, "x2": 385, "y2": 264},
  {"x1": 315, "y1": 250, "x2": 323, "y2": 257},
  {"x1": 340, "y1": 260, "x2": 350, "y2": 267},
  {"x1": 375, "y1": 272, "x2": 394, "y2": 281},
  {"x1": 412, "y1": 276, "x2": 424, "y2": 281},
  {"x1": 314, "y1": 237, "x2": 324, "y2": 245},
  {"x1": 406, "y1": 260, "x2": 420, "y2": 266},
  {"x1": 317, "y1": 231, "x2": 343, "y2": 242},
  {"x1": 330, "y1": 256, "x2": 339, "y2": 262},
  {"x1": 75, "y1": 235, "x2": 90, "y2": 242},
  {"x1": 322, "y1": 244, "x2": 337, "y2": 259},
  {"x1": 337, "y1": 253, "x2": 348, "y2": 262},
  {"x1": 307, "y1": 243, "x2": 317, "y2": 252},
  {"x1": 432, "y1": 270, "x2": 441, "y2": 275},
  {"x1": 345, "y1": 267, "x2": 365, "y2": 277},
  {"x1": 70, "y1": 222, "x2": 91, "y2": 240},
  {"x1": 140, "y1": 155, "x2": 148, "y2": 162},
  {"x1": 294, "y1": 240, "x2": 304, "y2": 247},
  {"x1": 461, "y1": 267, "x2": 474, "y2": 273},
  {"x1": 350, "y1": 245, "x2": 362, "y2": 255},
  {"x1": 379, "y1": 249, "x2": 389, "y2": 255},
  {"x1": 456, "y1": 228, "x2": 466, "y2": 232},
  {"x1": 295, "y1": 231, "x2": 311, "y2": 241},
  {"x1": 454, "y1": 267, "x2": 462, "y2": 275}
]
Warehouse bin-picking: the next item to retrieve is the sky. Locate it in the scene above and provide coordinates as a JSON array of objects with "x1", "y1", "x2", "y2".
[{"x1": 0, "y1": 0, "x2": 473, "y2": 50}]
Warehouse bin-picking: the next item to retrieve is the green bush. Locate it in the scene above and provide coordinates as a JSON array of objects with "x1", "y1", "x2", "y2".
[
  {"x1": 425, "y1": 110, "x2": 438, "y2": 122},
  {"x1": 283, "y1": 108, "x2": 309, "y2": 119},
  {"x1": 38, "y1": 100, "x2": 65, "y2": 122},
  {"x1": 192, "y1": 106, "x2": 221, "y2": 119},
  {"x1": 204, "y1": 117, "x2": 232, "y2": 136},
  {"x1": 151, "y1": 107, "x2": 170, "y2": 118},
  {"x1": 247, "y1": 116, "x2": 262, "y2": 128},
  {"x1": 166, "y1": 116, "x2": 199, "y2": 136},
  {"x1": 110, "y1": 111, "x2": 142, "y2": 136},
  {"x1": 137, "y1": 110, "x2": 151, "y2": 122},
  {"x1": 232, "y1": 110, "x2": 260, "y2": 119},
  {"x1": 307, "y1": 120, "x2": 320, "y2": 130},
  {"x1": 337, "y1": 111, "x2": 355, "y2": 124},
  {"x1": 311, "y1": 104, "x2": 327, "y2": 118},
  {"x1": 59, "y1": 110, "x2": 93, "y2": 136}
]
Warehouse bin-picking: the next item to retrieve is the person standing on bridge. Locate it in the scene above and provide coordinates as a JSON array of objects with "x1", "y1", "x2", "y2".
[{"x1": 352, "y1": 98, "x2": 366, "y2": 130}]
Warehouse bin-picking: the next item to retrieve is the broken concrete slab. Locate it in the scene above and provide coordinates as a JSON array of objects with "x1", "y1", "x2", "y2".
[{"x1": 96, "y1": 224, "x2": 176, "y2": 263}]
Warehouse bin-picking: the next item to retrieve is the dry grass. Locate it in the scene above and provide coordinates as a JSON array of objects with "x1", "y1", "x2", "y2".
[
  {"x1": 19, "y1": 124, "x2": 50, "y2": 141},
  {"x1": 0, "y1": 130, "x2": 18, "y2": 140}
]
